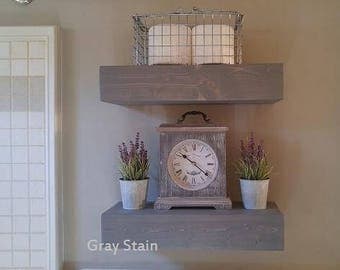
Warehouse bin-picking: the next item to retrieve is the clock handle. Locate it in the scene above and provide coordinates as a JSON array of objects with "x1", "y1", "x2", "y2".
[{"x1": 177, "y1": 111, "x2": 211, "y2": 124}]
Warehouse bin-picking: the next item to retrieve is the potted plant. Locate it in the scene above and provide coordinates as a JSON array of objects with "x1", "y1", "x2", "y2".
[
  {"x1": 235, "y1": 133, "x2": 273, "y2": 209},
  {"x1": 118, "y1": 132, "x2": 149, "y2": 210}
]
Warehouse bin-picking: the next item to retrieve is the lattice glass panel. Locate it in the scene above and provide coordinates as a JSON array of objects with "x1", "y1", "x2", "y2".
[{"x1": 0, "y1": 38, "x2": 48, "y2": 269}]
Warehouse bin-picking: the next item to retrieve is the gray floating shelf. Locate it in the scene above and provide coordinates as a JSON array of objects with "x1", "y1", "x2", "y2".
[
  {"x1": 101, "y1": 202, "x2": 284, "y2": 250},
  {"x1": 99, "y1": 64, "x2": 283, "y2": 105}
]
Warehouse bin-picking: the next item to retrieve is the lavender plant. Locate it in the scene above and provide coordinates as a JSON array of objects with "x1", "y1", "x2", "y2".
[
  {"x1": 118, "y1": 132, "x2": 149, "y2": 181},
  {"x1": 235, "y1": 133, "x2": 273, "y2": 180}
]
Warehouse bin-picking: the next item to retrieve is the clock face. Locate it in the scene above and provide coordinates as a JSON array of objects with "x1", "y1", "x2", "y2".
[{"x1": 167, "y1": 139, "x2": 219, "y2": 191}]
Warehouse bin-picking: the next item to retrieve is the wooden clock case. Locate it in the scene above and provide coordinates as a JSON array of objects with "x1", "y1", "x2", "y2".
[{"x1": 154, "y1": 111, "x2": 232, "y2": 210}]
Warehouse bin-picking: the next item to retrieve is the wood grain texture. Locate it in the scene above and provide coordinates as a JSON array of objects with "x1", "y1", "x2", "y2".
[
  {"x1": 154, "y1": 197, "x2": 232, "y2": 210},
  {"x1": 99, "y1": 64, "x2": 283, "y2": 105},
  {"x1": 157, "y1": 126, "x2": 229, "y2": 133},
  {"x1": 101, "y1": 202, "x2": 284, "y2": 250}
]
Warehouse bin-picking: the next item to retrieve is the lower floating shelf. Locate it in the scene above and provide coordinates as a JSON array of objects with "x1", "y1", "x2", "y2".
[{"x1": 101, "y1": 202, "x2": 284, "y2": 250}]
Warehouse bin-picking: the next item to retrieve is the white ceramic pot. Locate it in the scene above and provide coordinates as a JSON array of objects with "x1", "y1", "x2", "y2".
[
  {"x1": 119, "y1": 179, "x2": 148, "y2": 210},
  {"x1": 240, "y1": 179, "x2": 270, "y2": 209}
]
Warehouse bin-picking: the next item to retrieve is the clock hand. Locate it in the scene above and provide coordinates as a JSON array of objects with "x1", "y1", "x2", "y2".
[
  {"x1": 179, "y1": 153, "x2": 209, "y2": 176},
  {"x1": 176, "y1": 152, "x2": 188, "y2": 159},
  {"x1": 193, "y1": 163, "x2": 208, "y2": 176}
]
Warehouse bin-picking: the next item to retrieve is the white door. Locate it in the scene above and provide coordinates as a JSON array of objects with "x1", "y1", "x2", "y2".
[{"x1": 0, "y1": 27, "x2": 61, "y2": 270}]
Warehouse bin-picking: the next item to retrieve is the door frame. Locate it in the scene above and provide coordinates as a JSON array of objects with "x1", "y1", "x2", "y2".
[{"x1": 0, "y1": 26, "x2": 62, "y2": 270}]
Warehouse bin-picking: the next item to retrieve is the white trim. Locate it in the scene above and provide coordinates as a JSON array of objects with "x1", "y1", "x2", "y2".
[
  {"x1": 47, "y1": 25, "x2": 62, "y2": 270},
  {"x1": 0, "y1": 26, "x2": 56, "y2": 36},
  {"x1": 0, "y1": 26, "x2": 62, "y2": 270}
]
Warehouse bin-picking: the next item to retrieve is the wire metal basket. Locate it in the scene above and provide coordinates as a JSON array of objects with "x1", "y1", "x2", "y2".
[{"x1": 133, "y1": 8, "x2": 244, "y2": 65}]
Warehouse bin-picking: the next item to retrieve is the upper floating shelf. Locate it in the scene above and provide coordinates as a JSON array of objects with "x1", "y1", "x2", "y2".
[{"x1": 99, "y1": 64, "x2": 283, "y2": 105}]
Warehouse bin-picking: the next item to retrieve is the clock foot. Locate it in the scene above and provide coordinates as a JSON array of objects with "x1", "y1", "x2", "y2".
[{"x1": 154, "y1": 197, "x2": 232, "y2": 210}]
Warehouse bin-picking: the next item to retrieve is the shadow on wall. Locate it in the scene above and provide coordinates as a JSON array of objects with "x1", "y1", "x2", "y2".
[{"x1": 61, "y1": 27, "x2": 81, "y2": 260}]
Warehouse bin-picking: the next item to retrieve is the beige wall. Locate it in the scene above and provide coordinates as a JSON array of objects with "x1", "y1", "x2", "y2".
[{"x1": 1, "y1": 0, "x2": 339, "y2": 269}]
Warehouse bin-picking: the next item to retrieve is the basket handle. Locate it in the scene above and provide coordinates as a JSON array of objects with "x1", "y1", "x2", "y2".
[{"x1": 177, "y1": 111, "x2": 211, "y2": 124}]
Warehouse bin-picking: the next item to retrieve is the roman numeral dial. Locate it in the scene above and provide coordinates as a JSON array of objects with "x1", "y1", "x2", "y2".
[{"x1": 167, "y1": 139, "x2": 219, "y2": 191}]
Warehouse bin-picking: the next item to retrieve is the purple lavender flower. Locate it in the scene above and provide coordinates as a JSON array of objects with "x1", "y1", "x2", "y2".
[
  {"x1": 240, "y1": 133, "x2": 265, "y2": 166},
  {"x1": 117, "y1": 133, "x2": 149, "y2": 180},
  {"x1": 235, "y1": 132, "x2": 272, "y2": 180},
  {"x1": 135, "y1": 132, "x2": 140, "y2": 150}
]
